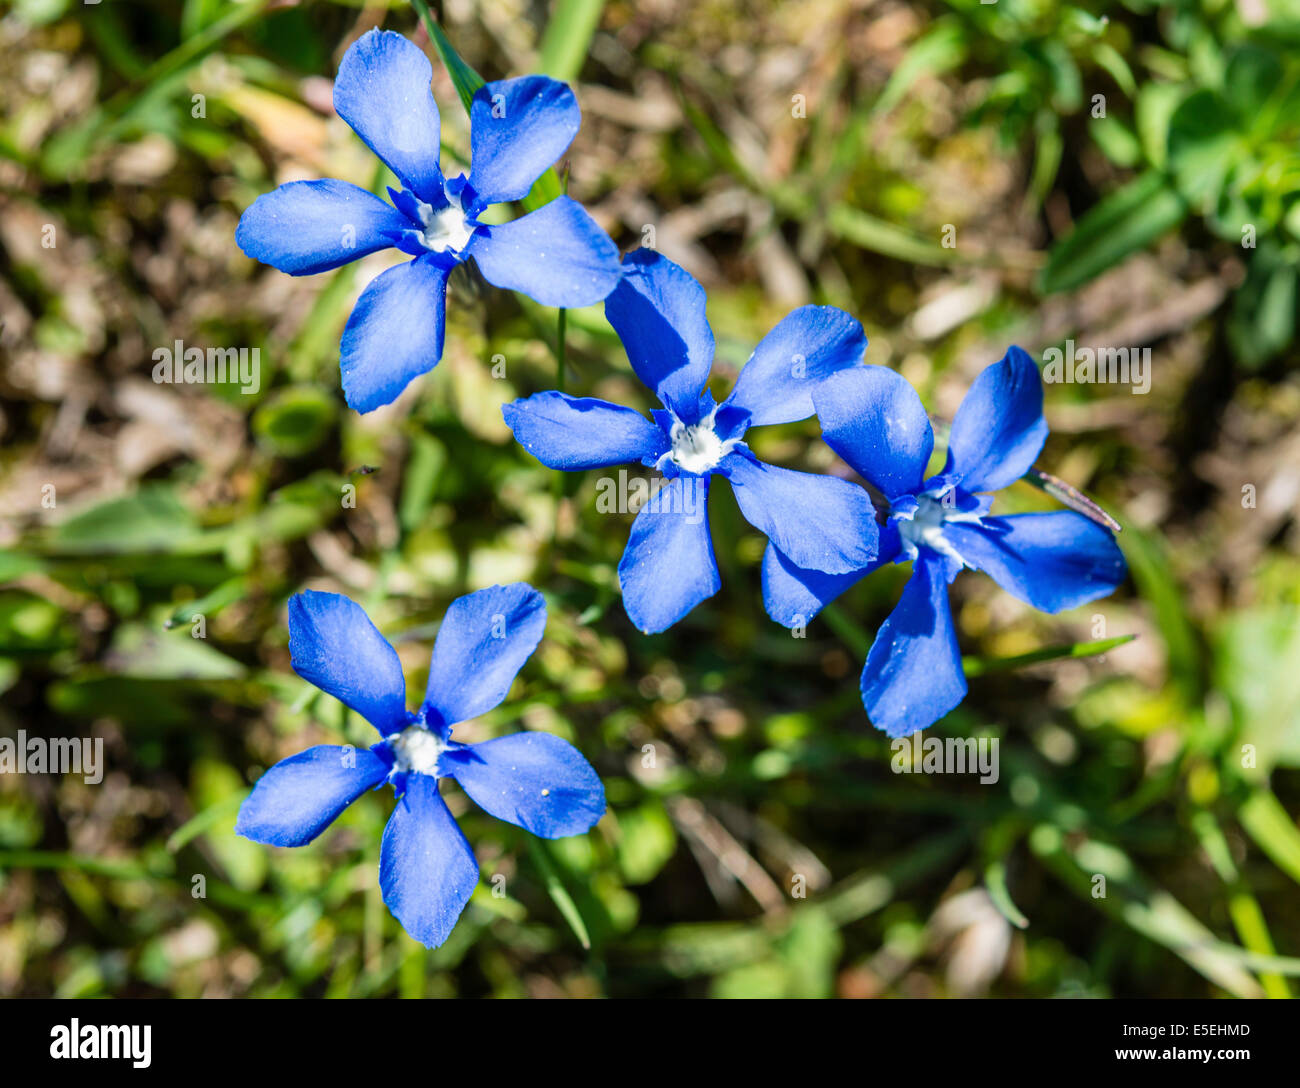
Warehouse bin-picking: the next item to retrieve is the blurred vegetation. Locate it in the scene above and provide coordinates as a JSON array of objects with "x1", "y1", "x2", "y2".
[{"x1": 0, "y1": 0, "x2": 1298, "y2": 998}]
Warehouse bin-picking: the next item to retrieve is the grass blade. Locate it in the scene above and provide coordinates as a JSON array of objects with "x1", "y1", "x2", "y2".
[{"x1": 538, "y1": 0, "x2": 607, "y2": 81}]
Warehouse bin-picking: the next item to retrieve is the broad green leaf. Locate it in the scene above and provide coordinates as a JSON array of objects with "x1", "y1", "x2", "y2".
[
  {"x1": 48, "y1": 487, "x2": 203, "y2": 556},
  {"x1": 106, "y1": 624, "x2": 246, "y2": 681},
  {"x1": 191, "y1": 758, "x2": 267, "y2": 891},
  {"x1": 1167, "y1": 89, "x2": 1243, "y2": 209},
  {"x1": 252, "y1": 385, "x2": 337, "y2": 458},
  {"x1": 1090, "y1": 115, "x2": 1141, "y2": 168},
  {"x1": 1213, "y1": 606, "x2": 1300, "y2": 776},
  {"x1": 615, "y1": 800, "x2": 677, "y2": 885}
]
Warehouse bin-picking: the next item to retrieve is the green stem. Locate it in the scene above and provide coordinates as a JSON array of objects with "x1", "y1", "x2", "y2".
[{"x1": 820, "y1": 602, "x2": 871, "y2": 658}]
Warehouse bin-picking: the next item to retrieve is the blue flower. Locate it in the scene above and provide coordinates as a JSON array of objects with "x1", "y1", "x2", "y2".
[
  {"x1": 235, "y1": 29, "x2": 621, "y2": 413},
  {"x1": 502, "y1": 248, "x2": 880, "y2": 634},
  {"x1": 235, "y1": 583, "x2": 605, "y2": 948},
  {"x1": 764, "y1": 347, "x2": 1128, "y2": 737}
]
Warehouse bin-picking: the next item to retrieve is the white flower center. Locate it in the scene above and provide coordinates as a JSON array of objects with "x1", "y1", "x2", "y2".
[
  {"x1": 660, "y1": 413, "x2": 737, "y2": 475},
  {"x1": 897, "y1": 493, "x2": 975, "y2": 567},
  {"x1": 418, "y1": 200, "x2": 474, "y2": 255},
  {"x1": 387, "y1": 725, "x2": 446, "y2": 776}
]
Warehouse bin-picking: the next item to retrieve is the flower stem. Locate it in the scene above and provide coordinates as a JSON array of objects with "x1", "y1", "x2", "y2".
[{"x1": 820, "y1": 601, "x2": 871, "y2": 658}]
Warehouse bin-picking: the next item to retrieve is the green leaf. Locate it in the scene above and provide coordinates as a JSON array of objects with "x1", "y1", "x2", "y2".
[
  {"x1": 106, "y1": 624, "x2": 246, "y2": 681},
  {"x1": 191, "y1": 758, "x2": 267, "y2": 891},
  {"x1": 411, "y1": 0, "x2": 562, "y2": 213},
  {"x1": 985, "y1": 858, "x2": 1029, "y2": 929},
  {"x1": 252, "y1": 385, "x2": 337, "y2": 458},
  {"x1": 1239, "y1": 789, "x2": 1300, "y2": 889},
  {"x1": 1090, "y1": 115, "x2": 1142, "y2": 169},
  {"x1": 526, "y1": 836, "x2": 591, "y2": 949},
  {"x1": 1222, "y1": 43, "x2": 1284, "y2": 122},
  {"x1": 164, "y1": 576, "x2": 250, "y2": 631},
  {"x1": 826, "y1": 204, "x2": 957, "y2": 267},
  {"x1": 1167, "y1": 89, "x2": 1243, "y2": 210},
  {"x1": 1039, "y1": 170, "x2": 1187, "y2": 294},
  {"x1": 1135, "y1": 82, "x2": 1184, "y2": 170},
  {"x1": 1213, "y1": 605, "x2": 1300, "y2": 776},
  {"x1": 963, "y1": 635, "x2": 1134, "y2": 678},
  {"x1": 874, "y1": 18, "x2": 967, "y2": 115},
  {"x1": 615, "y1": 799, "x2": 677, "y2": 885},
  {"x1": 410, "y1": 0, "x2": 485, "y2": 114},
  {"x1": 538, "y1": 0, "x2": 607, "y2": 81},
  {"x1": 1118, "y1": 524, "x2": 1203, "y2": 703},
  {"x1": 166, "y1": 793, "x2": 245, "y2": 853},
  {"x1": 398, "y1": 432, "x2": 447, "y2": 532},
  {"x1": 1092, "y1": 42, "x2": 1137, "y2": 99},
  {"x1": 1228, "y1": 243, "x2": 1298, "y2": 369},
  {"x1": 48, "y1": 486, "x2": 203, "y2": 556},
  {"x1": 1030, "y1": 825, "x2": 1265, "y2": 998}
]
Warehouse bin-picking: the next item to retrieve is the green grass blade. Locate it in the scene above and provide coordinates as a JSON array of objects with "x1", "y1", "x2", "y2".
[
  {"x1": 538, "y1": 0, "x2": 607, "y2": 81},
  {"x1": 963, "y1": 635, "x2": 1134, "y2": 677},
  {"x1": 526, "y1": 837, "x2": 591, "y2": 949},
  {"x1": 1239, "y1": 789, "x2": 1300, "y2": 888},
  {"x1": 1039, "y1": 170, "x2": 1188, "y2": 294},
  {"x1": 166, "y1": 793, "x2": 246, "y2": 853},
  {"x1": 410, "y1": 0, "x2": 485, "y2": 114}
]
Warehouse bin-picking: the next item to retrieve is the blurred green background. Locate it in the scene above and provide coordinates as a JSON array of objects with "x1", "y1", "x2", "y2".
[{"x1": 1, "y1": 0, "x2": 1299, "y2": 998}]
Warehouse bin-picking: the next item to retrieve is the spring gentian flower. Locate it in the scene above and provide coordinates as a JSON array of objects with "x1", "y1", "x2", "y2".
[
  {"x1": 235, "y1": 29, "x2": 621, "y2": 413},
  {"x1": 764, "y1": 347, "x2": 1127, "y2": 737},
  {"x1": 236, "y1": 583, "x2": 605, "y2": 948},
  {"x1": 502, "y1": 248, "x2": 879, "y2": 633}
]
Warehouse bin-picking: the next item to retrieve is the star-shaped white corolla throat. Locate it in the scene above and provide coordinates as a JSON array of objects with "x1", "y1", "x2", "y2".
[
  {"x1": 387, "y1": 724, "x2": 447, "y2": 777},
  {"x1": 656, "y1": 410, "x2": 740, "y2": 476},
  {"x1": 416, "y1": 198, "x2": 475, "y2": 256},
  {"x1": 896, "y1": 492, "x2": 984, "y2": 568}
]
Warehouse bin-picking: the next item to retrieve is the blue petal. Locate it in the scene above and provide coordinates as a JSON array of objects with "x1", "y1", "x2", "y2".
[
  {"x1": 503, "y1": 392, "x2": 666, "y2": 470},
  {"x1": 379, "y1": 774, "x2": 479, "y2": 948},
  {"x1": 605, "y1": 249, "x2": 715, "y2": 423},
  {"x1": 945, "y1": 346, "x2": 1047, "y2": 493},
  {"x1": 467, "y1": 76, "x2": 580, "y2": 206},
  {"x1": 860, "y1": 554, "x2": 967, "y2": 737},
  {"x1": 618, "y1": 475, "x2": 719, "y2": 633},
  {"x1": 235, "y1": 179, "x2": 405, "y2": 276},
  {"x1": 288, "y1": 591, "x2": 409, "y2": 735},
  {"x1": 723, "y1": 452, "x2": 878, "y2": 575},
  {"x1": 423, "y1": 583, "x2": 547, "y2": 730},
  {"x1": 235, "y1": 745, "x2": 389, "y2": 847},
  {"x1": 813, "y1": 366, "x2": 933, "y2": 500},
  {"x1": 333, "y1": 29, "x2": 444, "y2": 201},
  {"x1": 442, "y1": 731, "x2": 605, "y2": 838},
  {"x1": 761, "y1": 522, "x2": 900, "y2": 627},
  {"x1": 942, "y1": 511, "x2": 1127, "y2": 614},
  {"x1": 340, "y1": 255, "x2": 448, "y2": 413},
  {"x1": 724, "y1": 306, "x2": 866, "y2": 427},
  {"x1": 466, "y1": 196, "x2": 620, "y2": 307}
]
